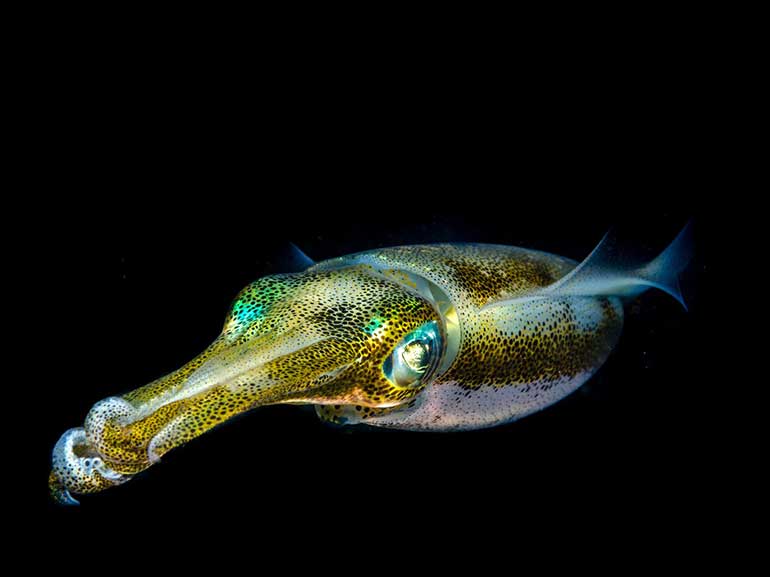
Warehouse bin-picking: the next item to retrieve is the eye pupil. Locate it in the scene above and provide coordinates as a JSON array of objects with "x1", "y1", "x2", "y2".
[{"x1": 383, "y1": 321, "x2": 442, "y2": 389}]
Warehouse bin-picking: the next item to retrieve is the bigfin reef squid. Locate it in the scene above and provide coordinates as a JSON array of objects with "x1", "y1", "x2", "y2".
[{"x1": 50, "y1": 223, "x2": 693, "y2": 504}]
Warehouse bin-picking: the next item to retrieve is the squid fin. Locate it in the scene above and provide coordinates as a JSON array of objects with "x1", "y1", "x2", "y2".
[
  {"x1": 287, "y1": 243, "x2": 316, "y2": 271},
  {"x1": 484, "y1": 221, "x2": 694, "y2": 310}
]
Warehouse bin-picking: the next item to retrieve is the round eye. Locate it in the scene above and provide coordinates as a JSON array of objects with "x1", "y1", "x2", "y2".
[{"x1": 383, "y1": 321, "x2": 443, "y2": 389}]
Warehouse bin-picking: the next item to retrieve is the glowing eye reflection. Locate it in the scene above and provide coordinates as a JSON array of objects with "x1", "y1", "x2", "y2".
[
  {"x1": 383, "y1": 321, "x2": 443, "y2": 389},
  {"x1": 401, "y1": 340, "x2": 431, "y2": 372}
]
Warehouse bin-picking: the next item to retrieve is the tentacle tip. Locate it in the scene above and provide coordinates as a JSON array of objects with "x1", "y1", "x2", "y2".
[
  {"x1": 58, "y1": 490, "x2": 81, "y2": 507},
  {"x1": 48, "y1": 472, "x2": 80, "y2": 506}
]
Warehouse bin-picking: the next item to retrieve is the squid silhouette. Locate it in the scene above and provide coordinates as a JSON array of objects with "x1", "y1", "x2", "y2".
[{"x1": 50, "y1": 224, "x2": 692, "y2": 504}]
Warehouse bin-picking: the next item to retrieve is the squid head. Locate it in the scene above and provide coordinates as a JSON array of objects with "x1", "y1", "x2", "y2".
[{"x1": 50, "y1": 265, "x2": 454, "y2": 504}]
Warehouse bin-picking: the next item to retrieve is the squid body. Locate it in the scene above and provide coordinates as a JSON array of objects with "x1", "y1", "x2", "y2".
[{"x1": 50, "y1": 224, "x2": 692, "y2": 504}]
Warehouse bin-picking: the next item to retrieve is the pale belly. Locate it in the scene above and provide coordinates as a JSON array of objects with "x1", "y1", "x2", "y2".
[
  {"x1": 337, "y1": 295, "x2": 624, "y2": 431},
  {"x1": 362, "y1": 372, "x2": 596, "y2": 431}
]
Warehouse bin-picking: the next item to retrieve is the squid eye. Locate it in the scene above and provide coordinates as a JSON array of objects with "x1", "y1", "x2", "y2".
[{"x1": 383, "y1": 321, "x2": 443, "y2": 389}]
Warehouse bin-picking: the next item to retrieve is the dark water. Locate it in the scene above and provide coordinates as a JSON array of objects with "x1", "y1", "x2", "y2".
[
  {"x1": 37, "y1": 203, "x2": 710, "y2": 533},
  {"x1": 13, "y1": 8, "x2": 736, "y2": 564}
]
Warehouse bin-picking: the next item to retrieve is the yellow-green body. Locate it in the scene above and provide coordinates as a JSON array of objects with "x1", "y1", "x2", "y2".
[{"x1": 50, "y1": 228, "x2": 692, "y2": 505}]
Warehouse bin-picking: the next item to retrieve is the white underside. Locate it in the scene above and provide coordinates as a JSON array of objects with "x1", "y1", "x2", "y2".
[{"x1": 361, "y1": 371, "x2": 593, "y2": 431}]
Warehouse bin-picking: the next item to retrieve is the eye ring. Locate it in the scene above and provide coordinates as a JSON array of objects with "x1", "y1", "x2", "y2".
[{"x1": 383, "y1": 321, "x2": 443, "y2": 389}]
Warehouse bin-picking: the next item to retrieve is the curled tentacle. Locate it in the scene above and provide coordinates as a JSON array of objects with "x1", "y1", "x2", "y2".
[
  {"x1": 49, "y1": 428, "x2": 132, "y2": 505},
  {"x1": 84, "y1": 397, "x2": 137, "y2": 461}
]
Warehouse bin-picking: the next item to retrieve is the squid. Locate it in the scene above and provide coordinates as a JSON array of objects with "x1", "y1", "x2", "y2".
[{"x1": 50, "y1": 224, "x2": 692, "y2": 504}]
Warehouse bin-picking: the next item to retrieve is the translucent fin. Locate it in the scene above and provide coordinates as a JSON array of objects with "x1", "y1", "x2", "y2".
[
  {"x1": 287, "y1": 243, "x2": 316, "y2": 271},
  {"x1": 484, "y1": 221, "x2": 694, "y2": 310},
  {"x1": 638, "y1": 221, "x2": 694, "y2": 310}
]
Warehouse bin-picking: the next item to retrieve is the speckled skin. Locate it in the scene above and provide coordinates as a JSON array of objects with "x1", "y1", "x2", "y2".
[
  {"x1": 50, "y1": 243, "x2": 626, "y2": 503},
  {"x1": 312, "y1": 245, "x2": 623, "y2": 429}
]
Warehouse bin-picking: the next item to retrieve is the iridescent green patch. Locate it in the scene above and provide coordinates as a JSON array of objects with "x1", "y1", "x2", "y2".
[{"x1": 363, "y1": 316, "x2": 384, "y2": 335}]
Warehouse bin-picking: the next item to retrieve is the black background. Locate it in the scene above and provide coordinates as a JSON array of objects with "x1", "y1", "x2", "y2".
[{"x1": 23, "y1": 30, "x2": 723, "y2": 561}]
